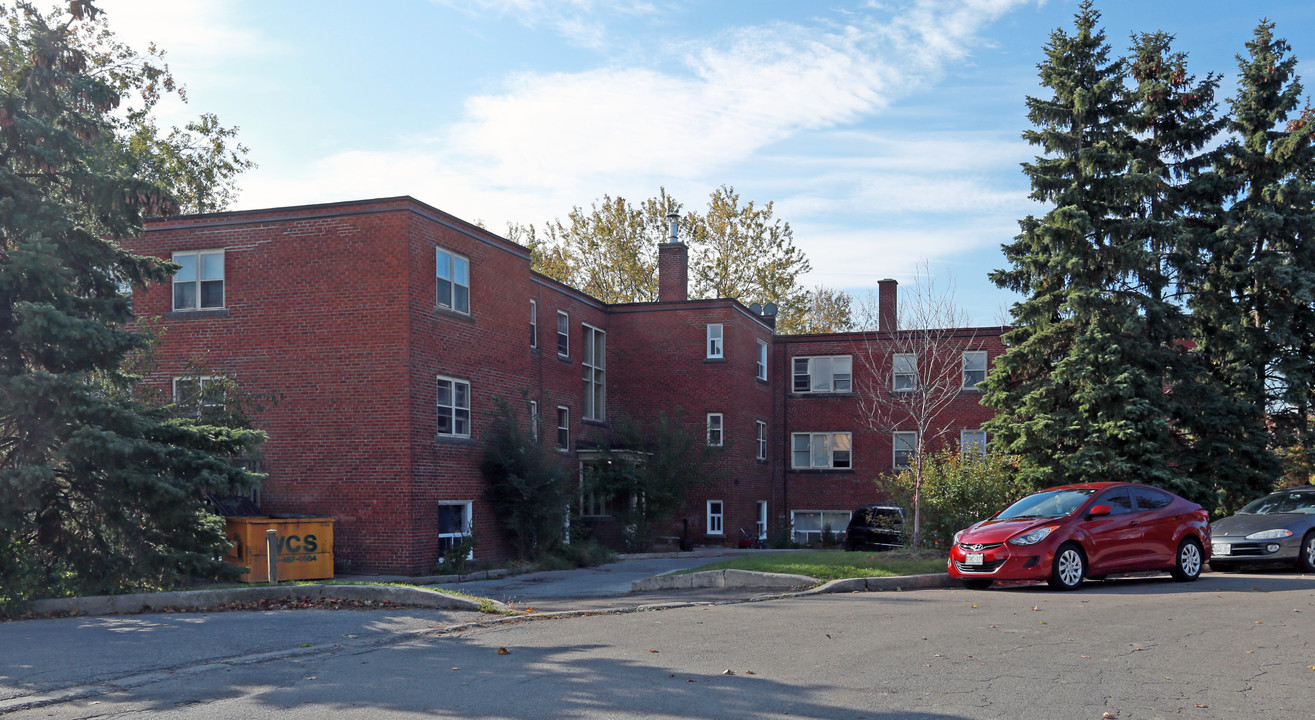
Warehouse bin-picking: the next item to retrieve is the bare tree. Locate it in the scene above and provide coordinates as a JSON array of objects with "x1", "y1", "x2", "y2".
[{"x1": 854, "y1": 262, "x2": 985, "y2": 548}]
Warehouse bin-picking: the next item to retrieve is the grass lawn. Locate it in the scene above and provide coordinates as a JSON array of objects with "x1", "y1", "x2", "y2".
[{"x1": 681, "y1": 550, "x2": 946, "y2": 583}]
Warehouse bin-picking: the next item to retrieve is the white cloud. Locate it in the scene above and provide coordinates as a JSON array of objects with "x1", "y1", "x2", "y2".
[
  {"x1": 94, "y1": 0, "x2": 269, "y2": 64},
  {"x1": 431, "y1": 0, "x2": 657, "y2": 47}
]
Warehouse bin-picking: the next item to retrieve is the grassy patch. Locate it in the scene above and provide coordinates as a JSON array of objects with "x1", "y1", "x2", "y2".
[{"x1": 679, "y1": 550, "x2": 945, "y2": 583}]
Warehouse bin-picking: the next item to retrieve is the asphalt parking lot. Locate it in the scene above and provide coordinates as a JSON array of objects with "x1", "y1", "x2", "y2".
[{"x1": 2, "y1": 569, "x2": 1312, "y2": 719}]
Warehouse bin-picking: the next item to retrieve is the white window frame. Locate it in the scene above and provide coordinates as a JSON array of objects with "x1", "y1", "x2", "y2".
[
  {"x1": 530, "y1": 300, "x2": 538, "y2": 349},
  {"x1": 893, "y1": 431, "x2": 918, "y2": 470},
  {"x1": 756, "y1": 339, "x2": 768, "y2": 381},
  {"x1": 756, "y1": 420, "x2": 767, "y2": 461},
  {"x1": 171, "y1": 250, "x2": 225, "y2": 311},
  {"x1": 963, "y1": 350, "x2": 987, "y2": 390},
  {"x1": 756, "y1": 500, "x2": 768, "y2": 540},
  {"x1": 707, "y1": 500, "x2": 724, "y2": 535},
  {"x1": 961, "y1": 429, "x2": 987, "y2": 459},
  {"x1": 172, "y1": 375, "x2": 223, "y2": 418},
  {"x1": 582, "y1": 324, "x2": 606, "y2": 421},
  {"x1": 790, "y1": 510, "x2": 852, "y2": 545},
  {"x1": 791, "y1": 432, "x2": 852, "y2": 470},
  {"x1": 707, "y1": 413, "x2": 723, "y2": 447},
  {"x1": 528, "y1": 400, "x2": 539, "y2": 441},
  {"x1": 557, "y1": 311, "x2": 570, "y2": 357},
  {"x1": 436, "y1": 375, "x2": 471, "y2": 438},
  {"x1": 893, "y1": 353, "x2": 917, "y2": 392},
  {"x1": 707, "y1": 324, "x2": 724, "y2": 359},
  {"x1": 556, "y1": 406, "x2": 570, "y2": 453},
  {"x1": 437, "y1": 501, "x2": 474, "y2": 559},
  {"x1": 435, "y1": 248, "x2": 470, "y2": 314},
  {"x1": 792, "y1": 355, "x2": 853, "y2": 394}
]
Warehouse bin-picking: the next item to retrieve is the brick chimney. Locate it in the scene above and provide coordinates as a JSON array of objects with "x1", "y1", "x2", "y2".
[
  {"x1": 878, "y1": 278, "x2": 898, "y2": 332},
  {"x1": 658, "y1": 211, "x2": 688, "y2": 302}
]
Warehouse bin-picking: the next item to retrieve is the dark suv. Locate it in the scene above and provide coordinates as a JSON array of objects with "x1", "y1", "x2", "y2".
[{"x1": 844, "y1": 505, "x2": 904, "y2": 551}]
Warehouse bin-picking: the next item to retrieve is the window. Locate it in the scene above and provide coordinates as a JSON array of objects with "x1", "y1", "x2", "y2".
[
  {"x1": 436, "y1": 248, "x2": 470, "y2": 313},
  {"x1": 961, "y1": 429, "x2": 987, "y2": 459},
  {"x1": 580, "y1": 489, "x2": 612, "y2": 517},
  {"x1": 1132, "y1": 487, "x2": 1172, "y2": 511},
  {"x1": 791, "y1": 432, "x2": 852, "y2": 469},
  {"x1": 556, "y1": 406, "x2": 569, "y2": 452},
  {"x1": 557, "y1": 311, "x2": 569, "y2": 357},
  {"x1": 172, "y1": 250, "x2": 224, "y2": 310},
  {"x1": 436, "y1": 376, "x2": 471, "y2": 438},
  {"x1": 530, "y1": 300, "x2": 538, "y2": 348},
  {"x1": 792, "y1": 356, "x2": 853, "y2": 393},
  {"x1": 893, "y1": 353, "x2": 917, "y2": 391},
  {"x1": 707, "y1": 500, "x2": 724, "y2": 535},
  {"x1": 1095, "y1": 488, "x2": 1133, "y2": 515},
  {"x1": 791, "y1": 510, "x2": 851, "y2": 545},
  {"x1": 437, "y1": 501, "x2": 473, "y2": 557},
  {"x1": 893, "y1": 431, "x2": 917, "y2": 470},
  {"x1": 756, "y1": 500, "x2": 768, "y2": 540},
  {"x1": 582, "y1": 324, "x2": 606, "y2": 421},
  {"x1": 707, "y1": 413, "x2": 723, "y2": 447},
  {"x1": 963, "y1": 351, "x2": 987, "y2": 389},
  {"x1": 707, "y1": 324, "x2": 723, "y2": 359},
  {"x1": 756, "y1": 420, "x2": 767, "y2": 461},
  {"x1": 173, "y1": 375, "x2": 223, "y2": 420},
  {"x1": 528, "y1": 400, "x2": 539, "y2": 441},
  {"x1": 756, "y1": 339, "x2": 768, "y2": 380}
]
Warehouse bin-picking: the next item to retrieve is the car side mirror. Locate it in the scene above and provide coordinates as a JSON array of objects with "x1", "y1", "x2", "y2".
[{"x1": 1088, "y1": 504, "x2": 1112, "y2": 518}]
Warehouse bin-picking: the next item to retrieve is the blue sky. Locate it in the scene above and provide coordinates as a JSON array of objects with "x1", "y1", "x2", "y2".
[{"x1": 97, "y1": 0, "x2": 1314, "y2": 325}]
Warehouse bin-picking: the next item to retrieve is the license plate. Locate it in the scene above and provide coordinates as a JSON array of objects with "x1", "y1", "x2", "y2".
[
  {"x1": 1214, "y1": 543, "x2": 1230, "y2": 556},
  {"x1": 965, "y1": 553, "x2": 984, "y2": 566}
]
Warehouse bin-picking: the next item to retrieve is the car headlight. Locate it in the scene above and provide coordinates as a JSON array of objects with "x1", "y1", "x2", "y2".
[
  {"x1": 953, "y1": 530, "x2": 965, "y2": 544},
  {"x1": 1008, "y1": 526, "x2": 1056, "y2": 546},
  {"x1": 1245, "y1": 529, "x2": 1294, "y2": 540}
]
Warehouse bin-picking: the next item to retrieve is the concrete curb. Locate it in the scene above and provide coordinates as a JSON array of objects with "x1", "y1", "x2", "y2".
[
  {"x1": 632, "y1": 570, "x2": 955, "y2": 594},
  {"x1": 28, "y1": 583, "x2": 510, "y2": 618}
]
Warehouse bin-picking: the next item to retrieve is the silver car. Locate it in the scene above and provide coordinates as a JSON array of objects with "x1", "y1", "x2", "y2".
[{"x1": 1210, "y1": 486, "x2": 1315, "y2": 572}]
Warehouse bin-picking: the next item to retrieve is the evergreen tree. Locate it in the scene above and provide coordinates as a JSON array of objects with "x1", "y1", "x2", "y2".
[
  {"x1": 983, "y1": 1, "x2": 1180, "y2": 490},
  {"x1": 0, "y1": 1, "x2": 262, "y2": 610},
  {"x1": 1194, "y1": 21, "x2": 1315, "y2": 503}
]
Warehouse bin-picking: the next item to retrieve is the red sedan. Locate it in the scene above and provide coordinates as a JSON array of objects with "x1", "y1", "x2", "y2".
[{"x1": 947, "y1": 482, "x2": 1211, "y2": 590}]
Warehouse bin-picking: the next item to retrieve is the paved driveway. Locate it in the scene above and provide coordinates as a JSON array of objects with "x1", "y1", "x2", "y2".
[{"x1": 3, "y1": 571, "x2": 1312, "y2": 719}]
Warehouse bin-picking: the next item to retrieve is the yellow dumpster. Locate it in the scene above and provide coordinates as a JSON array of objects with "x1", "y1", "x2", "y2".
[{"x1": 223, "y1": 516, "x2": 335, "y2": 583}]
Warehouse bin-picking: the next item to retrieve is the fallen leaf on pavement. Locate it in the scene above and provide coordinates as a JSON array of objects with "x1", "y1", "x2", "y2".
[
  {"x1": 1032, "y1": 606, "x2": 1039, "y2": 611},
  {"x1": 745, "y1": 670, "x2": 756, "y2": 675},
  {"x1": 498, "y1": 648, "x2": 509, "y2": 655},
  {"x1": 1080, "y1": 655, "x2": 1090, "y2": 659},
  {"x1": 1195, "y1": 704, "x2": 1208, "y2": 708},
  {"x1": 1103, "y1": 713, "x2": 1115, "y2": 719},
  {"x1": 649, "y1": 650, "x2": 660, "y2": 653},
  {"x1": 722, "y1": 669, "x2": 735, "y2": 675}
]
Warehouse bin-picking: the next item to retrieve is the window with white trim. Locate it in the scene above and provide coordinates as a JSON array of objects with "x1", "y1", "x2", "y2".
[
  {"x1": 707, "y1": 500, "x2": 724, "y2": 535},
  {"x1": 893, "y1": 353, "x2": 917, "y2": 391},
  {"x1": 963, "y1": 350, "x2": 987, "y2": 389},
  {"x1": 530, "y1": 300, "x2": 538, "y2": 348},
  {"x1": 707, "y1": 413, "x2": 723, "y2": 447},
  {"x1": 436, "y1": 376, "x2": 471, "y2": 438},
  {"x1": 791, "y1": 510, "x2": 851, "y2": 545},
  {"x1": 707, "y1": 324, "x2": 723, "y2": 359},
  {"x1": 579, "y1": 489, "x2": 612, "y2": 517},
  {"x1": 557, "y1": 311, "x2": 569, "y2": 357},
  {"x1": 756, "y1": 339, "x2": 768, "y2": 380},
  {"x1": 437, "y1": 501, "x2": 473, "y2": 557},
  {"x1": 756, "y1": 500, "x2": 768, "y2": 540},
  {"x1": 961, "y1": 429, "x2": 987, "y2": 459},
  {"x1": 893, "y1": 431, "x2": 918, "y2": 470},
  {"x1": 556, "y1": 406, "x2": 569, "y2": 452},
  {"x1": 791, "y1": 432, "x2": 852, "y2": 469},
  {"x1": 436, "y1": 248, "x2": 470, "y2": 314},
  {"x1": 173, "y1": 375, "x2": 224, "y2": 420},
  {"x1": 172, "y1": 250, "x2": 224, "y2": 310},
  {"x1": 582, "y1": 324, "x2": 606, "y2": 421},
  {"x1": 792, "y1": 355, "x2": 852, "y2": 393},
  {"x1": 528, "y1": 400, "x2": 539, "y2": 441},
  {"x1": 756, "y1": 420, "x2": 767, "y2": 461}
]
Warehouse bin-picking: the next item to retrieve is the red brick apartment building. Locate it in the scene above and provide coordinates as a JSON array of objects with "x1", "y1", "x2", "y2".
[{"x1": 128, "y1": 196, "x2": 1004, "y2": 574}]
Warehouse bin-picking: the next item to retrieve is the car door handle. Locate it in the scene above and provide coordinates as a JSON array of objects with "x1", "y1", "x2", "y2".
[{"x1": 1128, "y1": 521, "x2": 1141, "y2": 527}]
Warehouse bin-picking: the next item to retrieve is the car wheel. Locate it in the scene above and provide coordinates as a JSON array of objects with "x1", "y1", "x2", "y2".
[
  {"x1": 1048, "y1": 543, "x2": 1085, "y2": 591},
  {"x1": 960, "y1": 578, "x2": 992, "y2": 590},
  {"x1": 1297, "y1": 531, "x2": 1315, "y2": 573},
  {"x1": 1171, "y1": 537, "x2": 1203, "y2": 581}
]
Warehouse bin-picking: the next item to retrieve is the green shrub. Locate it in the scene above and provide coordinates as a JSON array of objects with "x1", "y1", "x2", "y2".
[
  {"x1": 537, "y1": 539, "x2": 616, "y2": 571},
  {"x1": 889, "y1": 449, "x2": 1036, "y2": 549}
]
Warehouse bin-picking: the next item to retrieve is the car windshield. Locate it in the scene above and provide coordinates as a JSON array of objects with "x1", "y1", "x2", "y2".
[
  {"x1": 1237, "y1": 491, "x2": 1315, "y2": 515},
  {"x1": 996, "y1": 488, "x2": 1098, "y2": 520}
]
